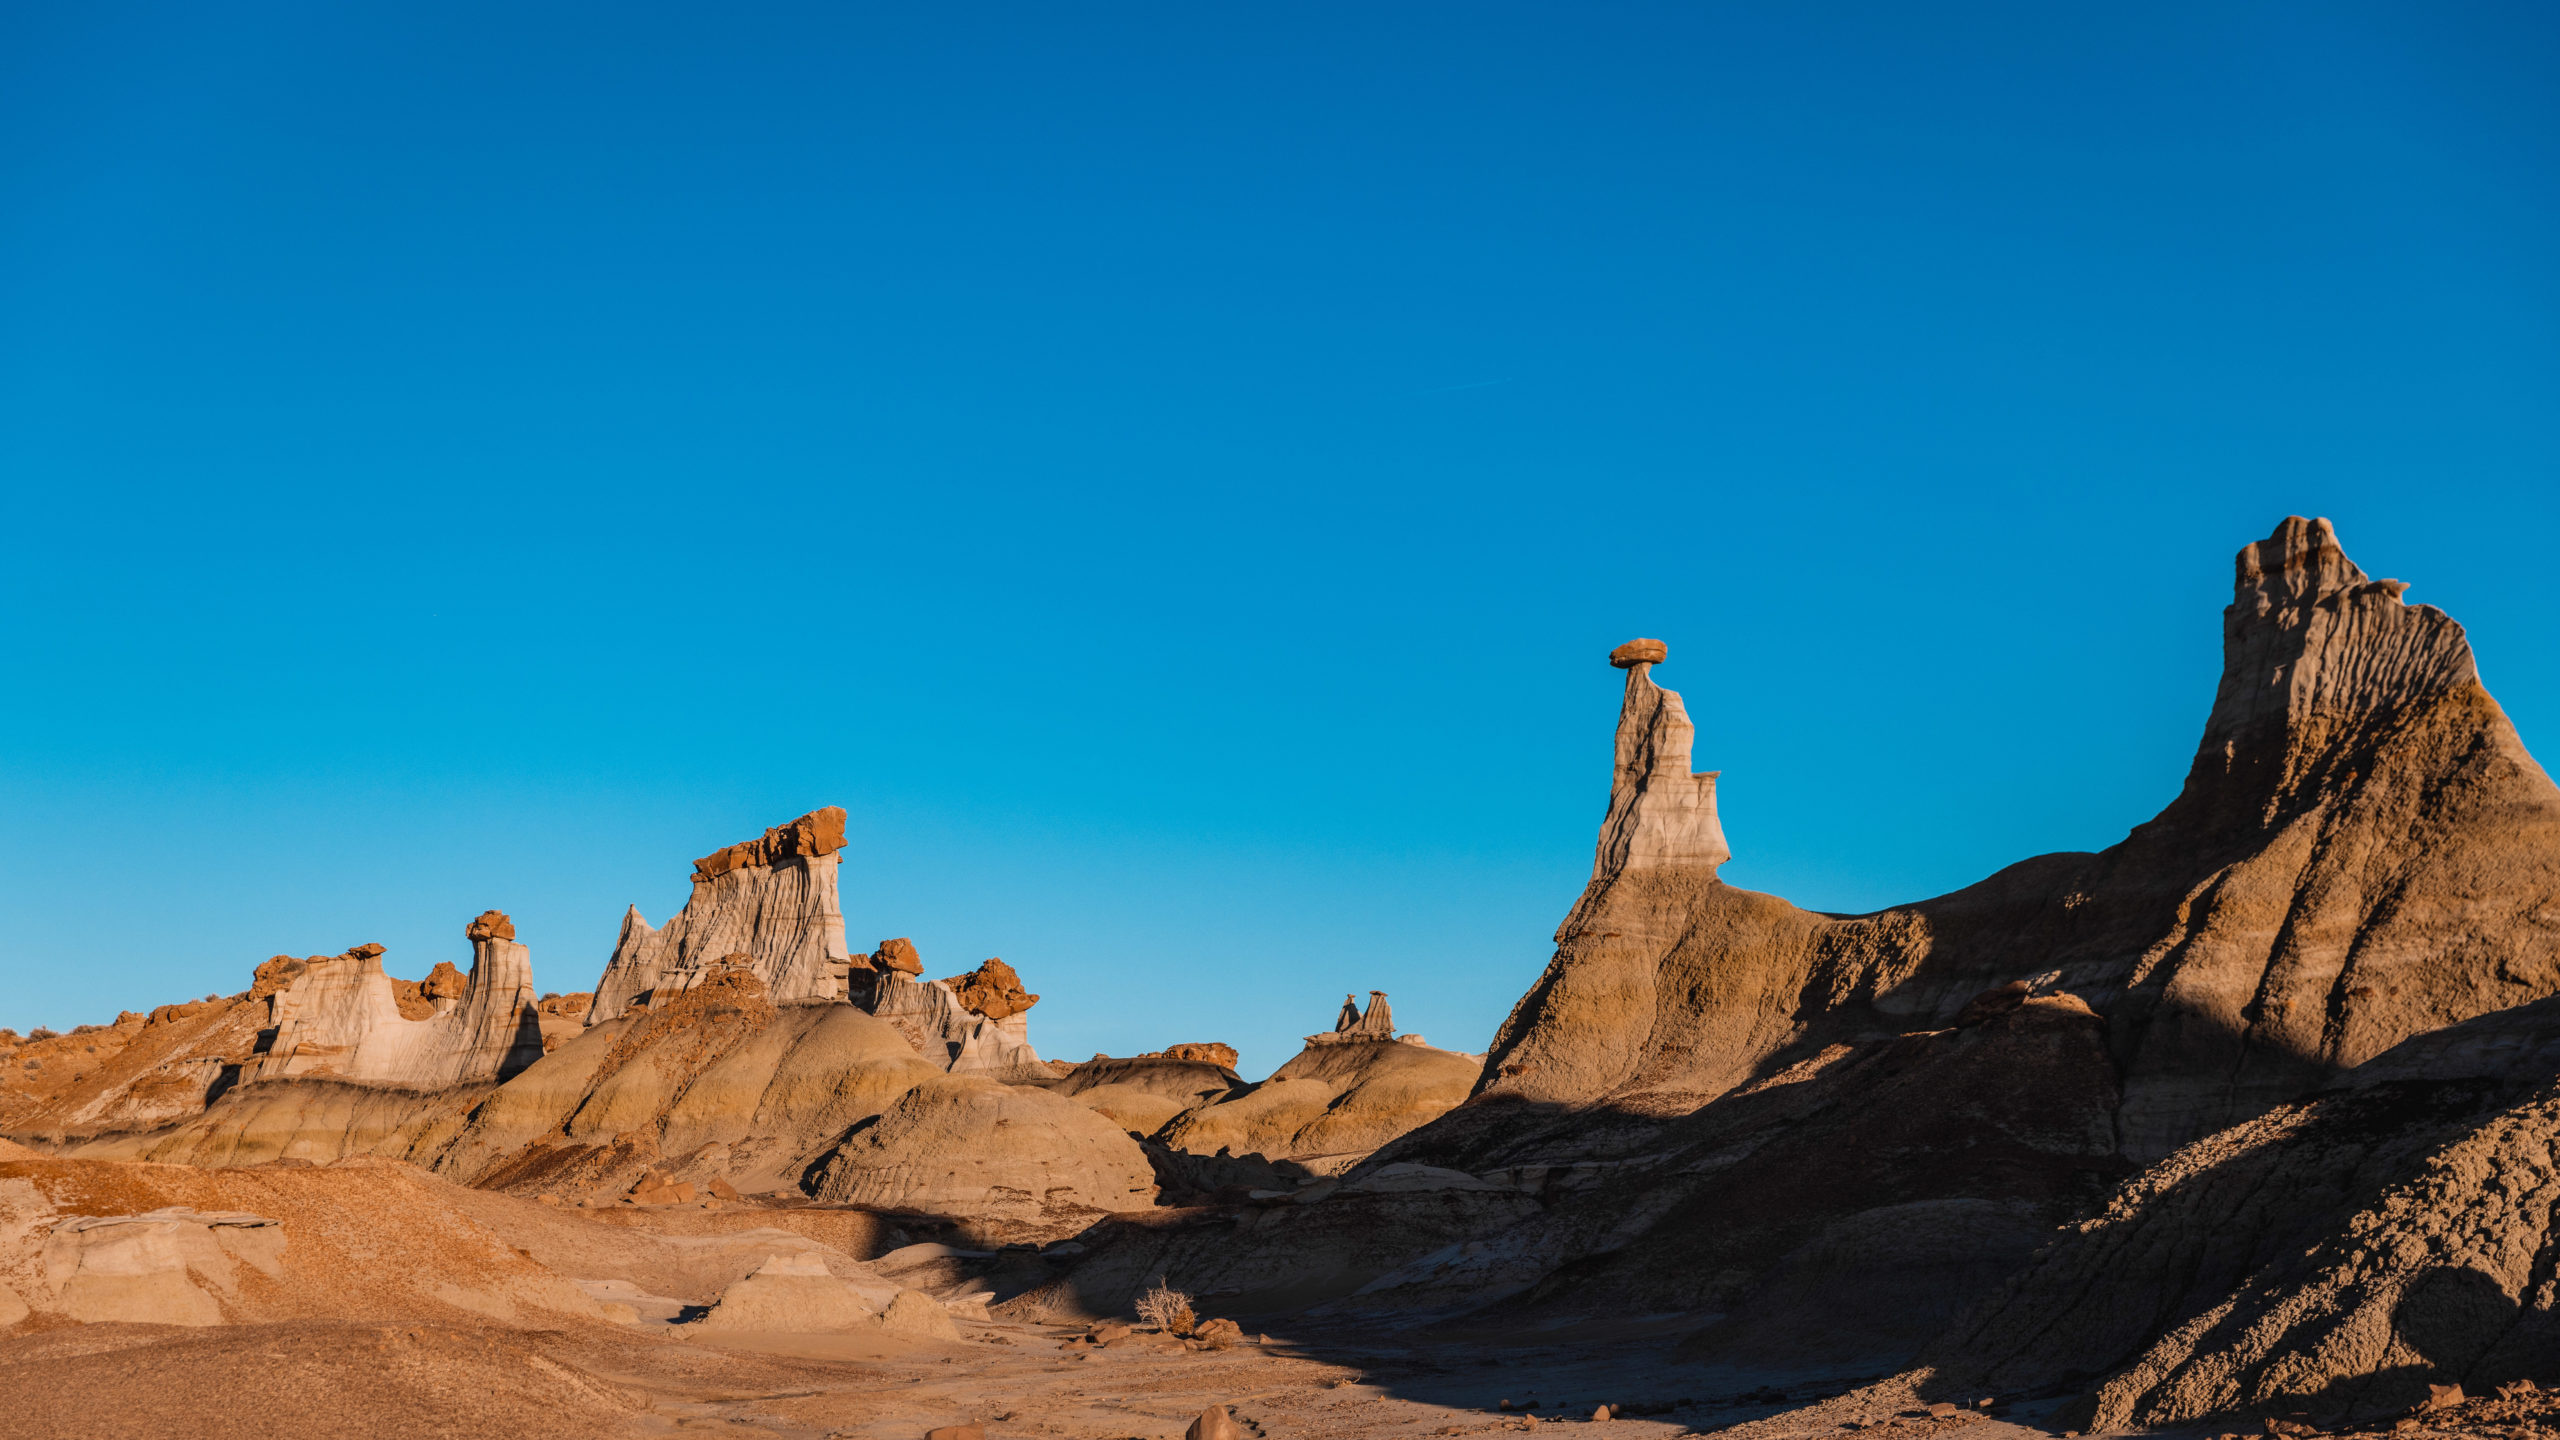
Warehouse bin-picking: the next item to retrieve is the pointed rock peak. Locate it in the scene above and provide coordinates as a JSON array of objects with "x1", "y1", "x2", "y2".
[
  {"x1": 2235, "y1": 515, "x2": 2384, "y2": 613},
  {"x1": 2198, "y1": 517, "x2": 2482, "y2": 764},
  {"x1": 1610, "y1": 637, "x2": 1668, "y2": 669}
]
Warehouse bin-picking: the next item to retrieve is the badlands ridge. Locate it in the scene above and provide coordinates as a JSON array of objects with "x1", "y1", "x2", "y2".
[{"x1": 4, "y1": 517, "x2": 2558, "y2": 1440}]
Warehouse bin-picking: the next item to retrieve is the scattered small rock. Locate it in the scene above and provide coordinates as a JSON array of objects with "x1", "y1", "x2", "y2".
[{"x1": 1185, "y1": 1404, "x2": 1243, "y2": 1440}]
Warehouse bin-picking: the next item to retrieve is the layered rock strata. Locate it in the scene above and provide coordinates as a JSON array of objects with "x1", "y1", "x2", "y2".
[
  {"x1": 585, "y1": 807, "x2": 856, "y2": 1022},
  {"x1": 252, "y1": 913, "x2": 545, "y2": 1090}
]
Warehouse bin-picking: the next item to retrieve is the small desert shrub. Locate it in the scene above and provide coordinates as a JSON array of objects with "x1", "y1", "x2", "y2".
[
  {"x1": 27, "y1": 1028, "x2": 58, "y2": 1041},
  {"x1": 1134, "y1": 1277, "x2": 1196, "y2": 1337}
]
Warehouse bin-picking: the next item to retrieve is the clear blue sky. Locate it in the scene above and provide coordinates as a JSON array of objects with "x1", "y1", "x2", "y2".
[{"x1": 4, "y1": 3, "x2": 2554, "y2": 1075}]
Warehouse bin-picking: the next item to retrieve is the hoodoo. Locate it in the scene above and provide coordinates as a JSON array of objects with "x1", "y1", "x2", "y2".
[
  {"x1": 585, "y1": 806, "x2": 857, "y2": 1022},
  {"x1": 253, "y1": 912, "x2": 545, "y2": 1089}
]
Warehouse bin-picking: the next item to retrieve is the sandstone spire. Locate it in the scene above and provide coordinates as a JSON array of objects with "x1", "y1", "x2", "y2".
[{"x1": 1588, "y1": 638, "x2": 1729, "y2": 896}]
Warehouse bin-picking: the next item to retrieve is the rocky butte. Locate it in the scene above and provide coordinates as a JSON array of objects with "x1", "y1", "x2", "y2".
[{"x1": 2, "y1": 516, "x2": 2557, "y2": 1440}]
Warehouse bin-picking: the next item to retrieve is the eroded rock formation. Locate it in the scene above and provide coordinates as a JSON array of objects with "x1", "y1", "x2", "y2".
[
  {"x1": 253, "y1": 915, "x2": 545, "y2": 1091},
  {"x1": 1341, "y1": 517, "x2": 2560, "y2": 1353},
  {"x1": 854, "y1": 945, "x2": 1049, "y2": 1082},
  {"x1": 1141, "y1": 995, "x2": 1478, "y2": 1172},
  {"x1": 1026, "y1": 517, "x2": 2560, "y2": 1371},
  {"x1": 586, "y1": 807, "x2": 857, "y2": 1022}
]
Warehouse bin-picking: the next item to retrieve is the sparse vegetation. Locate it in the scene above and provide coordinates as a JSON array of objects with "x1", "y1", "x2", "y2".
[{"x1": 1134, "y1": 1277, "x2": 1196, "y2": 1336}]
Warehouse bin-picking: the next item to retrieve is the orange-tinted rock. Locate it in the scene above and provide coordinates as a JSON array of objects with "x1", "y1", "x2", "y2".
[
  {"x1": 1609, "y1": 637, "x2": 1668, "y2": 668},
  {"x1": 873, "y1": 937, "x2": 924, "y2": 976},
  {"x1": 417, "y1": 962, "x2": 469, "y2": 1002},
  {"x1": 691, "y1": 806, "x2": 849, "y2": 880},
  {"x1": 250, "y1": 956, "x2": 307, "y2": 1000},
  {"x1": 940, "y1": 959, "x2": 1038, "y2": 1022},
  {"x1": 1161, "y1": 1043, "x2": 1240, "y2": 1069},
  {"x1": 465, "y1": 910, "x2": 516, "y2": 942}
]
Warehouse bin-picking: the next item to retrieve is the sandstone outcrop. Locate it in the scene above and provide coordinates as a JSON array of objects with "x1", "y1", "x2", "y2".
[
  {"x1": 1046, "y1": 1051, "x2": 1245, "y2": 1136},
  {"x1": 1152, "y1": 996, "x2": 1477, "y2": 1170},
  {"x1": 1161, "y1": 1030, "x2": 1478, "y2": 1172},
  {"x1": 810, "y1": 1073, "x2": 1157, "y2": 1228},
  {"x1": 253, "y1": 916, "x2": 545, "y2": 1090},
  {"x1": 586, "y1": 807, "x2": 857, "y2": 1022}
]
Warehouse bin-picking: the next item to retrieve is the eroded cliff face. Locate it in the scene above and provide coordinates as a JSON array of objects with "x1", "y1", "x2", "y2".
[{"x1": 585, "y1": 807, "x2": 857, "y2": 1022}]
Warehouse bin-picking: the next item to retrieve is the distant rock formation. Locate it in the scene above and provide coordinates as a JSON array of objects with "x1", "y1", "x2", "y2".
[
  {"x1": 585, "y1": 807, "x2": 856, "y2": 1023},
  {"x1": 1311, "y1": 990, "x2": 1396, "y2": 1045},
  {"x1": 251, "y1": 915, "x2": 545, "y2": 1091},
  {"x1": 1139, "y1": 995, "x2": 1477, "y2": 1170},
  {"x1": 852, "y1": 945, "x2": 1049, "y2": 1082}
]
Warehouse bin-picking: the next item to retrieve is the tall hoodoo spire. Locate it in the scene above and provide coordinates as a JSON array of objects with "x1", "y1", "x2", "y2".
[{"x1": 1589, "y1": 637, "x2": 1730, "y2": 887}]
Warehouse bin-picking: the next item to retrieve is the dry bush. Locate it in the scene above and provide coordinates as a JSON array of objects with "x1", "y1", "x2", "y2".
[{"x1": 1134, "y1": 1277, "x2": 1196, "y2": 1336}]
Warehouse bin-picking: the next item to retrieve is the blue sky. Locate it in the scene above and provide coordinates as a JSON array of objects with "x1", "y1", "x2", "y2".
[{"x1": 3, "y1": 2, "x2": 2554, "y2": 1074}]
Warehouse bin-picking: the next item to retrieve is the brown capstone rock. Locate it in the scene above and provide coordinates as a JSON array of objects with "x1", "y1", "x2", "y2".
[
  {"x1": 1160, "y1": 1042, "x2": 1239, "y2": 1069},
  {"x1": 872, "y1": 937, "x2": 924, "y2": 976},
  {"x1": 691, "y1": 806, "x2": 849, "y2": 881},
  {"x1": 940, "y1": 959, "x2": 1038, "y2": 1022},
  {"x1": 1609, "y1": 637, "x2": 1668, "y2": 668},
  {"x1": 465, "y1": 910, "x2": 516, "y2": 942}
]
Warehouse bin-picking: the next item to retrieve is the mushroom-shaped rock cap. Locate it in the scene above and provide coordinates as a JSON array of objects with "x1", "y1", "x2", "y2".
[
  {"x1": 465, "y1": 910, "x2": 516, "y2": 942},
  {"x1": 1609, "y1": 637, "x2": 1668, "y2": 669}
]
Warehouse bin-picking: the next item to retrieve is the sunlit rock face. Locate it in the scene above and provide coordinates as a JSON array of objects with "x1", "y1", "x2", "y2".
[
  {"x1": 585, "y1": 807, "x2": 856, "y2": 1023},
  {"x1": 251, "y1": 914, "x2": 545, "y2": 1092}
]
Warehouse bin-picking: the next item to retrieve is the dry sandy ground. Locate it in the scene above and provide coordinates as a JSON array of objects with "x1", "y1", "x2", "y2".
[{"x1": 0, "y1": 1309, "x2": 2116, "y2": 1440}]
